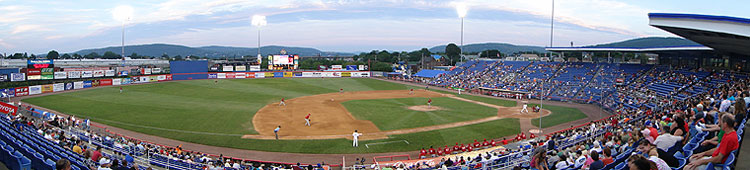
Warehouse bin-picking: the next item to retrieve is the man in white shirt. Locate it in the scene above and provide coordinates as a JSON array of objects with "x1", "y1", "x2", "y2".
[
  {"x1": 654, "y1": 132, "x2": 683, "y2": 151},
  {"x1": 352, "y1": 130, "x2": 362, "y2": 147},
  {"x1": 719, "y1": 95, "x2": 731, "y2": 112}
]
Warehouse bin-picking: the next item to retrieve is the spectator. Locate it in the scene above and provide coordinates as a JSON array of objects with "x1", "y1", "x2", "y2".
[
  {"x1": 685, "y1": 115, "x2": 738, "y2": 170},
  {"x1": 628, "y1": 154, "x2": 657, "y2": 170},
  {"x1": 588, "y1": 151, "x2": 604, "y2": 170},
  {"x1": 56, "y1": 159, "x2": 71, "y2": 170},
  {"x1": 601, "y1": 147, "x2": 614, "y2": 166}
]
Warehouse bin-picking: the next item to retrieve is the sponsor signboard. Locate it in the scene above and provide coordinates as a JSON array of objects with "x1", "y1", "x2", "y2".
[
  {"x1": 208, "y1": 73, "x2": 218, "y2": 79},
  {"x1": 92, "y1": 80, "x2": 100, "y2": 87},
  {"x1": 14, "y1": 87, "x2": 28, "y2": 96},
  {"x1": 341, "y1": 72, "x2": 351, "y2": 77},
  {"x1": 53, "y1": 83, "x2": 64, "y2": 92},
  {"x1": 27, "y1": 75, "x2": 41, "y2": 80},
  {"x1": 142, "y1": 68, "x2": 152, "y2": 75},
  {"x1": 346, "y1": 65, "x2": 358, "y2": 70},
  {"x1": 64, "y1": 67, "x2": 110, "y2": 72},
  {"x1": 302, "y1": 72, "x2": 314, "y2": 77},
  {"x1": 64, "y1": 83, "x2": 73, "y2": 90},
  {"x1": 249, "y1": 65, "x2": 261, "y2": 71},
  {"x1": 112, "y1": 78, "x2": 122, "y2": 85},
  {"x1": 235, "y1": 73, "x2": 246, "y2": 79},
  {"x1": 137, "y1": 76, "x2": 149, "y2": 83},
  {"x1": 148, "y1": 76, "x2": 157, "y2": 82},
  {"x1": 255, "y1": 72, "x2": 265, "y2": 78},
  {"x1": 93, "y1": 70, "x2": 105, "y2": 77},
  {"x1": 226, "y1": 73, "x2": 235, "y2": 79},
  {"x1": 73, "y1": 81, "x2": 84, "y2": 89},
  {"x1": 41, "y1": 68, "x2": 54, "y2": 80},
  {"x1": 273, "y1": 72, "x2": 284, "y2": 78},
  {"x1": 27, "y1": 68, "x2": 41, "y2": 75},
  {"x1": 119, "y1": 71, "x2": 129, "y2": 76},
  {"x1": 352, "y1": 72, "x2": 370, "y2": 77},
  {"x1": 41, "y1": 74, "x2": 54, "y2": 80},
  {"x1": 331, "y1": 65, "x2": 342, "y2": 69},
  {"x1": 283, "y1": 72, "x2": 293, "y2": 77},
  {"x1": 293, "y1": 72, "x2": 303, "y2": 77},
  {"x1": 157, "y1": 75, "x2": 166, "y2": 81},
  {"x1": 82, "y1": 71, "x2": 93, "y2": 78},
  {"x1": 29, "y1": 85, "x2": 42, "y2": 95},
  {"x1": 54, "y1": 72, "x2": 67, "y2": 79},
  {"x1": 83, "y1": 81, "x2": 92, "y2": 88},
  {"x1": 217, "y1": 73, "x2": 226, "y2": 79},
  {"x1": 246, "y1": 73, "x2": 255, "y2": 78},
  {"x1": 223, "y1": 66, "x2": 234, "y2": 72},
  {"x1": 11, "y1": 73, "x2": 25, "y2": 81},
  {"x1": 235, "y1": 66, "x2": 246, "y2": 71},
  {"x1": 0, "y1": 102, "x2": 17, "y2": 115},
  {"x1": 0, "y1": 89, "x2": 13, "y2": 98},
  {"x1": 27, "y1": 59, "x2": 54, "y2": 68},
  {"x1": 359, "y1": 65, "x2": 366, "y2": 70},
  {"x1": 122, "y1": 78, "x2": 132, "y2": 85},
  {"x1": 152, "y1": 68, "x2": 161, "y2": 74},
  {"x1": 264, "y1": 72, "x2": 274, "y2": 77},
  {"x1": 100, "y1": 79, "x2": 112, "y2": 86},
  {"x1": 67, "y1": 71, "x2": 81, "y2": 78},
  {"x1": 105, "y1": 70, "x2": 115, "y2": 77},
  {"x1": 210, "y1": 66, "x2": 218, "y2": 71}
]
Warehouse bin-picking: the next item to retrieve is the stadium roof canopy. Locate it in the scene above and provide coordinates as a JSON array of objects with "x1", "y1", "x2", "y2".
[
  {"x1": 546, "y1": 13, "x2": 750, "y2": 57},
  {"x1": 648, "y1": 13, "x2": 750, "y2": 56},
  {"x1": 413, "y1": 69, "x2": 446, "y2": 78}
]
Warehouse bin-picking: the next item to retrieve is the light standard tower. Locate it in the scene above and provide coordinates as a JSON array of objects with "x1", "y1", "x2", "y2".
[
  {"x1": 252, "y1": 15, "x2": 267, "y2": 64},
  {"x1": 113, "y1": 5, "x2": 133, "y2": 59},
  {"x1": 456, "y1": 4, "x2": 468, "y2": 65}
]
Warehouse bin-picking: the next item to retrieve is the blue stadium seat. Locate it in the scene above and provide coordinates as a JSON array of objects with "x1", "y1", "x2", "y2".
[{"x1": 614, "y1": 162, "x2": 626, "y2": 170}]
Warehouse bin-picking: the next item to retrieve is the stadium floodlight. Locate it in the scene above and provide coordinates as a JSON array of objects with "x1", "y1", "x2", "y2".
[
  {"x1": 252, "y1": 15, "x2": 267, "y2": 62},
  {"x1": 456, "y1": 3, "x2": 468, "y2": 64},
  {"x1": 113, "y1": 5, "x2": 134, "y2": 60}
]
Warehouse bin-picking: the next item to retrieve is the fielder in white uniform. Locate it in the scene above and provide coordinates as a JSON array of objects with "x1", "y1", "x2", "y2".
[
  {"x1": 521, "y1": 103, "x2": 529, "y2": 114},
  {"x1": 279, "y1": 98, "x2": 286, "y2": 106},
  {"x1": 352, "y1": 130, "x2": 362, "y2": 147}
]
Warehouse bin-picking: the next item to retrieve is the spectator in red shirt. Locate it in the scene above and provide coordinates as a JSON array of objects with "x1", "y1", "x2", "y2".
[
  {"x1": 601, "y1": 147, "x2": 614, "y2": 166},
  {"x1": 91, "y1": 146, "x2": 102, "y2": 162},
  {"x1": 686, "y1": 115, "x2": 738, "y2": 170}
]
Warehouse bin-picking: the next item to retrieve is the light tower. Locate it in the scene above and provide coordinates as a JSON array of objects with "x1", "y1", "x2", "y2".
[
  {"x1": 456, "y1": 3, "x2": 468, "y2": 65},
  {"x1": 113, "y1": 5, "x2": 134, "y2": 59},
  {"x1": 252, "y1": 15, "x2": 267, "y2": 64}
]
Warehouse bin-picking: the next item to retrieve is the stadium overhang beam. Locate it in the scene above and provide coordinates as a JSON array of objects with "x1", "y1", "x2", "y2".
[
  {"x1": 648, "y1": 13, "x2": 750, "y2": 56},
  {"x1": 544, "y1": 46, "x2": 712, "y2": 53}
]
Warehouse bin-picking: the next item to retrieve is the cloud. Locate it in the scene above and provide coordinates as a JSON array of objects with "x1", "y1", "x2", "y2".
[{"x1": 11, "y1": 25, "x2": 48, "y2": 34}]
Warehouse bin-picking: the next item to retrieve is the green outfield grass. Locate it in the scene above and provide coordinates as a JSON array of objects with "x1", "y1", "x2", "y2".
[
  {"x1": 342, "y1": 97, "x2": 497, "y2": 130},
  {"x1": 530, "y1": 104, "x2": 587, "y2": 128},
  {"x1": 20, "y1": 78, "x2": 558, "y2": 153}
]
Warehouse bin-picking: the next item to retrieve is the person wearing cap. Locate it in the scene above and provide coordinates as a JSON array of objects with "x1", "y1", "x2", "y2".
[
  {"x1": 98, "y1": 157, "x2": 112, "y2": 170},
  {"x1": 685, "y1": 114, "x2": 739, "y2": 170}
]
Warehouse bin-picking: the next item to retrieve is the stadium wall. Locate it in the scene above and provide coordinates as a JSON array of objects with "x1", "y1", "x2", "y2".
[{"x1": 170, "y1": 61, "x2": 209, "y2": 80}]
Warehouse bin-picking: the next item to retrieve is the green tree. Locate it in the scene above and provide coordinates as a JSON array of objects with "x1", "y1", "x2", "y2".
[
  {"x1": 84, "y1": 52, "x2": 100, "y2": 59},
  {"x1": 11, "y1": 53, "x2": 24, "y2": 59},
  {"x1": 376, "y1": 50, "x2": 391, "y2": 63},
  {"x1": 130, "y1": 53, "x2": 139, "y2": 59},
  {"x1": 371, "y1": 62, "x2": 392, "y2": 72},
  {"x1": 173, "y1": 55, "x2": 183, "y2": 61},
  {"x1": 72, "y1": 53, "x2": 82, "y2": 59},
  {"x1": 445, "y1": 43, "x2": 461, "y2": 65},
  {"x1": 479, "y1": 50, "x2": 503, "y2": 58},
  {"x1": 102, "y1": 51, "x2": 120, "y2": 59},
  {"x1": 46, "y1": 50, "x2": 60, "y2": 59},
  {"x1": 61, "y1": 54, "x2": 71, "y2": 59}
]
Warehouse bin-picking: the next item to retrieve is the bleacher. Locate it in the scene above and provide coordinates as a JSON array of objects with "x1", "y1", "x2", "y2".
[{"x1": 547, "y1": 62, "x2": 597, "y2": 100}]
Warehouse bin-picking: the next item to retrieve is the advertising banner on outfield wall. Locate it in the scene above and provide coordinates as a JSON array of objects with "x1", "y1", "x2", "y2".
[
  {"x1": 40, "y1": 68, "x2": 54, "y2": 80},
  {"x1": 67, "y1": 71, "x2": 81, "y2": 79},
  {"x1": 0, "y1": 89, "x2": 13, "y2": 98},
  {"x1": 152, "y1": 68, "x2": 161, "y2": 74},
  {"x1": 208, "y1": 73, "x2": 217, "y2": 79},
  {"x1": 157, "y1": 75, "x2": 166, "y2": 81},
  {"x1": 235, "y1": 73, "x2": 246, "y2": 79},
  {"x1": 54, "y1": 72, "x2": 67, "y2": 79},
  {"x1": 74, "y1": 82, "x2": 84, "y2": 89},
  {"x1": 100, "y1": 79, "x2": 112, "y2": 86},
  {"x1": 91, "y1": 80, "x2": 100, "y2": 87},
  {"x1": 226, "y1": 73, "x2": 235, "y2": 79},
  {"x1": 0, "y1": 101, "x2": 17, "y2": 115},
  {"x1": 301, "y1": 72, "x2": 314, "y2": 77},
  {"x1": 265, "y1": 72, "x2": 274, "y2": 77},
  {"x1": 29, "y1": 85, "x2": 42, "y2": 95},
  {"x1": 352, "y1": 72, "x2": 370, "y2": 77},
  {"x1": 235, "y1": 66, "x2": 246, "y2": 71},
  {"x1": 27, "y1": 75, "x2": 41, "y2": 80},
  {"x1": 105, "y1": 70, "x2": 115, "y2": 77},
  {"x1": 223, "y1": 66, "x2": 233, "y2": 72},
  {"x1": 112, "y1": 79, "x2": 121, "y2": 85},
  {"x1": 249, "y1": 65, "x2": 261, "y2": 71},
  {"x1": 255, "y1": 72, "x2": 265, "y2": 78},
  {"x1": 142, "y1": 68, "x2": 152, "y2": 75},
  {"x1": 83, "y1": 81, "x2": 92, "y2": 88},
  {"x1": 119, "y1": 71, "x2": 128, "y2": 76},
  {"x1": 93, "y1": 70, "x2": 105, "y2": 77},
  {"x1": 332, "y1": 65, "x2": 342, "y2": 69},
  {"x1": 293, "y1": 72, "x2": 302, "y2": 77},
  {"x1": 15, "y1": 87, "x2": 28, "y2": 97},
  {"x1": 11, "y1": 73, "x2": 25, "y2": 82},
  {"x1": 274, "y1": 72, "x2": 284, "y2": 78},
  {"x1": 65, "y1": 83, "x2": 73, "y2": 90},
  {"x1": 246, "y1": 73, "x2": 255, "y2": 78},
  {"x1": 149, "y1": 76, "x2": 158, "y2": 82},
  {"x1": 341, "y1": 72, "x2": 351, "y2": 77},
  {"x1": 82, "y1": 71, "x2": 93, "y2": 78},
  {"x1": 217, "y1": 73, "x2": 226, "y2": 79},
  {"x1": 41, "y1": 84, "x2": 53, "y2": 93},
  {"x1": 53, "y1": 83, "x2": 64, "y2": 92},
  {"x1": 346, "y1": 65, "x2": 357, "y2": 70},
  {"x1": 122, "y1": 78, "x2": 132, "y2": 85},
  {"x1": 283, "y1": 72, "x2": 293, "y2": 77}
]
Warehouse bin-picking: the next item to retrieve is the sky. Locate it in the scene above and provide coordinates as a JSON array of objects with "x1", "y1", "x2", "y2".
[{"x1": 0, "y1": 0, "x2": 748, "y2": 54}]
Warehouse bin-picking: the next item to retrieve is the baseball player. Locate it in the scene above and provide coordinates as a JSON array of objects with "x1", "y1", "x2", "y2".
[
  {"x1": 340, "y1": 88, "x2": 344, "y2": 94},
  {"x1": 352, "y1": 130, "x2": 362, "y2": 147},
  {"x1": 521, "y1": 103, "x2": 529, "y2": 114},
  {"x1": 119, "y1": 87, "x2": 123, "y2": 94},
  {"x1": 279, "y1": 97, "x2": 286, "y2": 106},
  {"x1": 274, "y1": 126, "x2": 281, "y2": 140},
  {"x1": 427, "y1": 98, "x2": 432, "y2": 108},
  {"x1": 304, "y1": 113, "x2": 311, "y2": 126},
  {"x1": 214, "y1": 80, "x2": 218, "y2": 84},
  {"x1": 409, "y1": 89, "x2": 414, "y2": 95}
]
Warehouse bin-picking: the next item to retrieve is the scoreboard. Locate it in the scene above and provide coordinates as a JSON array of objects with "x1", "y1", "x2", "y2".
[{"x1": 268, "y1": 55, "x2": 298, "y2": 70}]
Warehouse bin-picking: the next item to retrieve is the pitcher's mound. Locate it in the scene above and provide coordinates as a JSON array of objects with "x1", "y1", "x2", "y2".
[{"x1": 406, "y1": 105, "x2": 446, "y2": 111}]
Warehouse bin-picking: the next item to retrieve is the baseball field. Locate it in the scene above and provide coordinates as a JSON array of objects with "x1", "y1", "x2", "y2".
[{"x1": 21, "y1": 78, "x2": 586, "y2": 153}]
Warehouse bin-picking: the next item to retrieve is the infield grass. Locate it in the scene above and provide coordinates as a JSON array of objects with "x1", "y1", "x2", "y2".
[{"x1": 342, "y1": 97, "x2": 497, "y2": 130}]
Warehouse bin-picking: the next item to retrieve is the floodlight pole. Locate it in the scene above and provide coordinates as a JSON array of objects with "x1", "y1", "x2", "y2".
[
  {"x1": 460, "y1": 17, "x2": 464, "y2": 65},
  {"x1": 121, "y1": 20, "x2": 125, "y2": 59},
  {"x1": 257, "y1": 28, "x2": 261, "y2": 59}
]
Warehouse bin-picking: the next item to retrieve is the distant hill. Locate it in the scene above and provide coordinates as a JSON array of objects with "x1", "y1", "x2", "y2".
[
  {"x1": 73, "y1": 44, "x2": 353, "y2": 58},
  {"x1": 588, "y1": 37, "x2": 701, "y2": 48},
  {"x1": 428, "y1": 43, "x2": 546, "y2": 54}
]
